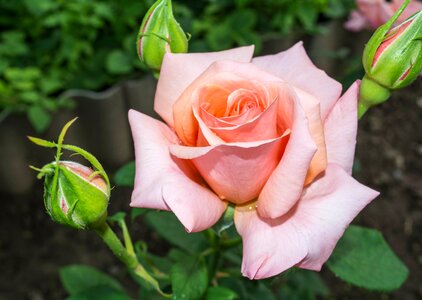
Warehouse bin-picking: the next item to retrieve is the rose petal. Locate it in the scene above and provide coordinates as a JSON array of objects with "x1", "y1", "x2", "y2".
[
  {"x1": 170, "y1": 134, "x2": 289, "y2": 204},
  {"x1": 208, "y1": 99, "x2": 278, "y2": 143},
  {"x1": 257, "y1": 96, "x2": 317, "y2": 219},
  {"x1": 173, "y1": 63, "x2": 282, "y2": 146},
  {"x1": 295, "y1": 88, "x2": 327, "y2": 185},
  {"x1": 324, "y1": 81, "x2": 360, "y2": 174},
  {"x1": 344, "y1": 10, "x2": 369, "y2": 31},
  {"x1": 128, "y1": 109, "x2": 226, "y2": 232},
  {"x1": 235, "y1": 164, "x2": 379, "y2": 279},
  {"x1": 155, "y1": 46, "x2": 255, "y2": 128},
  {"x1": 252, "y1": 41, "x2": 342, "y2": 119}
]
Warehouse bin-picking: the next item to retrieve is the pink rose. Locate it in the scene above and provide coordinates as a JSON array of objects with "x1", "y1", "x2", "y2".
[
  {"x1": 128, "y1": 42, "x2": 379, "y2": 279},
  {"x1": 344, "y1": 0, "x2": 422, "y2": 31}
]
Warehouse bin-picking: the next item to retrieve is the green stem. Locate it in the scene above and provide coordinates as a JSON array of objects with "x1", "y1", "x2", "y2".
[
  {"x1": 94, "y1": 222, "x2": 138, "y2": 269},
  {"x1": 358, "y1": 74, "x2": 391, "y2": 119},
  {"x1": 95, "y1": 222, "x2": 171, "y2": 298}
]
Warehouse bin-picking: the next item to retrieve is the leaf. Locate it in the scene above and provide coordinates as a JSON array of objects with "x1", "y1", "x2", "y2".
[
  {"x1": 27, "y1": 136, "x2": 56, "y2": 148},
  {"x1": 27, "y1": 106, "x2": 52, "y2": 133},
  {"x1": 327, "y1": 225, "x2": 409, "y2": 291},
  {"x1": 108, "y1": 212, "x2": 126, "y2": 223},
  {"x1": 131, "y1": 207, "x2": 148, "y2": 221},
  {"x1": 66, "y1": 285, "x2": 131, "y2": 300},
  {"x1": 145, "y1": 211, "x2": 207, "y2": 254},
  {"x1": 106, "y1": 50, "x2": 133, "y2": 75},
  {"x1": 114, "y1": 161, "x2": 135, "y2": 187},
  {"x1": 278, "y1": 269, "x2": 329, "y2": 300},
  {"x1": 59, "y1": 265, "x2": 123, "y2": 296},
  {"x1": 171, "y1": 255, "x2": 208, "y2": 300},
  {"x1": 205, "y1": 286, "x2": 238, "y2": 300}
]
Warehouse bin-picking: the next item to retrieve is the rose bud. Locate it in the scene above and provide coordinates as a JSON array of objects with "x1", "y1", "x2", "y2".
[
  {"x1": 359, "y1": 5, "x2": 422, "y2": 117},
  {"x1": 42, "y1": 161, "x2": 110, "y2": 230},
  {"x1": 137, "y1": 0, "x2": 188, "y2": 73}
]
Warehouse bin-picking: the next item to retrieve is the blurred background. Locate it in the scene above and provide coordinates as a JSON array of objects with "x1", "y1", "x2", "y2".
[{"x1": 0, "y1": 0, "x2": 421, "y2": 299}]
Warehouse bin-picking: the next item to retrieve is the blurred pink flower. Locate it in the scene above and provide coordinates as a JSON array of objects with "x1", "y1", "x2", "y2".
[
  {"x1": 345, "y1": 0, "x2": 422, "y2": 31},
  {"x1": 129, "y1": 43, "x2": 379, "y2": 279}
]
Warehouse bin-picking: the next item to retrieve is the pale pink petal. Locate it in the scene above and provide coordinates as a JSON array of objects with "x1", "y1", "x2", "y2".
[
  {"x1": 252, "y1": 42, "x2": 342, "y2": 119},
  {"x1": 128, "y1": 109, "x2": 226, "y2": 232},
  {"x1": 235, "y1": 164, "x2": 379, "y2": 279},
  {"x1": 257, "y1": 97, "x2": 317, "y2": 219},
  {"x1": 295, "y1": 89, "x2": 327, "y2": 185},
  {"x1": 344, "y1": 10, "x2": 369, "y2": 31},
  {"x1": 170, "y1": 134, "x2": 289, "y2": 204},
  {"x1": 324, "y1": 81, "x2": 360, "y2": 174},
  {"x1": 154, "y1": 46, "x2": 255, "y2": 128}
]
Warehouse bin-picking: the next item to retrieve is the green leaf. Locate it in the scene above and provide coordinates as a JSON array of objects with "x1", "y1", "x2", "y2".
[
  {"x1": 278, "y1": 269, "x2": 329, "y2": 300},
  {"x1": 66, "y1": 285, "x2": 131, "y2": 300},
  {"x1": 327, "y1": 225, "x2": 409, "y2": 291},
  {"x1": 27, "y1": 106, "x2": 51, "y2": 133},
  {"x1": 247, "y1": 282, "x2": 276, "y2": 300},
  {"x1": 131, "y1": 207, "x2": 148, "y2": 221},
  {"x1": 60, "y1": 265, "x2": 124, "y2": 296},
  {"x1": 108, "y1": 212, "x2": 126, "y2": 223},
  {"x1": 114, "y1": 161, "x2": 135, "y2": 187},
  {"x1": 145, "y1": 211, "x2": 207, "y2": 254},
  {"x1": 205, "y1": 286, "x2": 238, "y2": 300},
  {"x1": 171, "y1": 255, "x2": 208, "y2": 300},
  {"x1": 106, "y1": 50, "x2": 133, "y2": 75},
  {"x1": 206, "y1": 24, "x2": 233, "y2": 51}
]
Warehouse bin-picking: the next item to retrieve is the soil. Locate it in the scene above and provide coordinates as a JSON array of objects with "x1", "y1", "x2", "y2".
[{"x1": 0, "y1": 66, "x2": 421, "y2": 300}]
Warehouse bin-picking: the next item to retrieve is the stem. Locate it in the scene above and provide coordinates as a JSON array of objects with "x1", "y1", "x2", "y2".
[
  {"x1": 94, "y1": 222, "x2": 138, "y2": 269},
  {"x1": 358, "y1": 75, "x2": 391, "y2": 119},
  {"x1": 94, "y1": 222, "x2": 171, "y2": 298}
]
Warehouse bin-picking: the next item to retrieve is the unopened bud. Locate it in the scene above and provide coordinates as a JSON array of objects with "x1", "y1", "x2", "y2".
[
  {"x1": 42, "y1": 161, "x2": 109, "y2": 230},
  {"x1": 137, "y1": 0, "x2": 188, "y2": 72},
  {"x1": 359, "y1": 1, "x2": 422, "y2": 117}
]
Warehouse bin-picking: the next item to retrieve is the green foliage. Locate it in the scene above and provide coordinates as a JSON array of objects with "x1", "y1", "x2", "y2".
[
  {"x1": 0, "y1": 0, "x2": 147, "y2": 131},
  {"x1": 59, "y1": 265, "x2": 128, "y2": 298},
  {"x1": 66, "y1": 286, "x2": 131, "y2": 300},
  {"x1": 171, "y1": 253, "x2": 209, "y2": 300},
  {"x1": 179, "y1": 0, "x2": 355, "y2": 52},
  {"x1": 205, "y1": 286, "x2": 238, "y2": 300},
  {"x1": 327, "y1": 225, "x2": 409, "y2": 291},
  {"x1": 145, "y1": 211, "x2": 207, "y2": 254},
  {"x1": 114, "y1": 161, "x2": 136, "y2": 187},
  {"x1": 278, "y1": 269, "x2": 329, "y2": 300}
]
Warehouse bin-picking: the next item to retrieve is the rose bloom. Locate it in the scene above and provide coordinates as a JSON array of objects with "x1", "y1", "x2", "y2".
[
  {"x1": 128, "y1": 42, "x2": 379, "y2": 279},
  {"x1": 345, "y1": 0, "x2": 422, "y2": 31}
]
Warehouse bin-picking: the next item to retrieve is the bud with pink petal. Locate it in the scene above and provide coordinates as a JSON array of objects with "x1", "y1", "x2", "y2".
[{"x1": 359, "y1": 2, "x2": 422, "y2": 117}]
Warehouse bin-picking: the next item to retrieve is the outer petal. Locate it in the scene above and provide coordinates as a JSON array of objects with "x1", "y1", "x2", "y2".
[
  {"x1": 155, "y1": 46, "x2": 255, "y2": 128},
  {"x1": 295, "y1": 88, "x2": 327, "y2": 185},
  {"x1": 235, "y1": 164, "x2": 379, "y2": 279},
  {"x1": 170, "y1": 134, "x2": 289, "y2": 204},
  {"x1": 324, "y1": 81, "x2": 360, "y2": 174},
  {"x1": 128, "y1": 109, "x2": 227, "y2": 232},
  {"x1": 252, "y1": 41, "x2": 342, "y2": 119},
  {"x1": 257, "y1": 97, "x2": 317, "y2": 219}
]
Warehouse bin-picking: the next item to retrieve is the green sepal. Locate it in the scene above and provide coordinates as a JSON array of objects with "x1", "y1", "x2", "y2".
[
  {"x1": 44, "y1": 162, "x2": 109, "y2": 229},
  {"x1": 370, "y1": 12, "x2": 422, "y2": 89},
  {"x1": 137, "y1": 0, "x2": 188, "y2": 71},
  {"x1": 362, "y1": 0, "x2": 410, "y2": 74}
]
